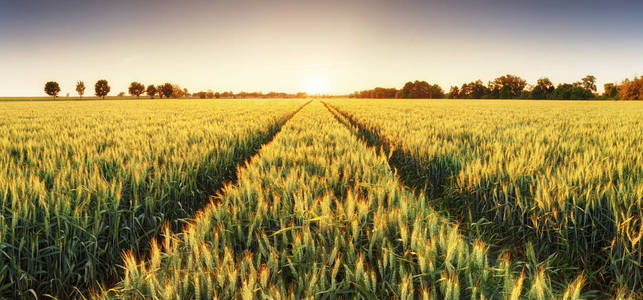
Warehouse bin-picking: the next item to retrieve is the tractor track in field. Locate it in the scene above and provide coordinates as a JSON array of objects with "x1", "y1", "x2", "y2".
[
  {"x1": 321, "y1": 101, "x2": 617, "y2": 295},
  {"x1": 127, "y1": 99, "x2": 311, "y2": 256},
  {"x1": 95, "y1": 100, "x2": 311, "y2": 297},
  {"x1": 322, "y1": 102, "x2": 531, "y2": 260},
  {"x1": 323, "y1": 101, "x2": 512, "y2": 243}
]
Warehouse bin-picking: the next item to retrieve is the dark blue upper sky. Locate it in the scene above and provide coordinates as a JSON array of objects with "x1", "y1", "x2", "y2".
[{"x1": 1, "y1": 0, "x2": 642, "y2": 95}]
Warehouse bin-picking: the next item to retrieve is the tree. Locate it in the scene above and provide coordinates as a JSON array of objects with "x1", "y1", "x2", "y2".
[
  {"x1": 581, "y1": 75, "x2": 597, "y2": 92},
  {"x1": 95, "y1": 80, "x2": 110, "y2": 99},
  {"x1": 530, "y1": 78, "x2": 555, "y2": 99},
  {"x1": 117, "y1": 92, "x2": 125, "y2": 97},
  {"x1": 206, "y1": 90, "x2": 215, "y2": 98},
  {"x1": 76, "y1": 81, "x2": 86, "y2": 98},
  {"x1": 396, "y1": 81, "x2": 444, "y2": 99},
  {"x1": 159, "y1": 83, "x2": 174, "y2": 99},
  {"x1": 44, "y1": 81, "x2": 61, "y2": 99},
  {"x1": 171, "y1": 84, "x2": 184, "y2": 98},
  {"x1": 499, "y1": 85, "x2": 513, "y2": 99},
  {"x1": 146, "y1": 85, "x2": 157, "y2": 99},
  {"x1": 397, "y1": 82, "x2": 415, "y2": 98},
  {"x1": 603, "y1": 83, "x2": 619, "y2": 98},
  {"x1": 448, "y1": 86, "x2": 459, "y2": 99},
  {"x1": 214, "y1": 92, "x2": 221, "y2": 99},
  {"x1": 459, "y1": 80, "x2": 489, "y2": 99},
  {"x1": 128, "y1": 82, "x2": 145, "y2": 98},
  {"x1": 351, "y1": 87, "x2": 397, "y2": 98},
  {"x1": 490, "y1": 74, "x2": 527, "y2": 98},
  {"x1": 551, "y1": 83, "x2": 594, "y2": 100},
  {"x1": 618, "y1": 76, "x2": 643, "y2": 100}
]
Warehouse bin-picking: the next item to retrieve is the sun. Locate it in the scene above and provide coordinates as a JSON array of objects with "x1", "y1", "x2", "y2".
[{"x1": 303, "y1": 75, "x2": 329, "y2": 95}]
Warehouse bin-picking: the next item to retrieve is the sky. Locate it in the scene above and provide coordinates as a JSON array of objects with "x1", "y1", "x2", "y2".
[{"x1": 1, "y1": 0, "x2": 642, "y2": 96}]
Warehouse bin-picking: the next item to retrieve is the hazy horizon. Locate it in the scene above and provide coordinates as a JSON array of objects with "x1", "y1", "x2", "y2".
[{"x1": 1, "y1": 0, "x2": 642, "y2": 96}]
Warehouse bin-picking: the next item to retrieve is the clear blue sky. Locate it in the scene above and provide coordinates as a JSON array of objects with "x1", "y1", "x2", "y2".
[{"x1": 1, "y1": 0, "x2": 642, "y2": 96}]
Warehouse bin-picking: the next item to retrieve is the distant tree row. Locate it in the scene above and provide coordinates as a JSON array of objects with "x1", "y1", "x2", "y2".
[
  {"x1": 351, "y1": 81, "x2": 444, "y2": 99},
  {"x1": 44, "y1": 80, "x2": 191, "y2": 99},
  {"x1": 44, "y1": 80, "x2": 310, "y2": 100},
  {"x1": 192, "y1": 90, "x2": 309, "y2": 99},
  {"x1": 351, "y1": 74, "x2": 643, "y2": 100},
  {"x1": 45, "y1": 80, "x2": 111, "y2": 99},
  {"x1": 608, "y1": 76, "x2": 643, "y2": 100},
  {"x1": 447, "y1": 75, "x2": 596, "y2": 100},
  {"x1": 125, "y1": 82, "x2": 189, "y2": 99}
]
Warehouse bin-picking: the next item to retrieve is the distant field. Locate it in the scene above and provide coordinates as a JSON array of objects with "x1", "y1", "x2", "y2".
[{"x1": 0, "y1": 99, "x2": 640, "y2": 299}]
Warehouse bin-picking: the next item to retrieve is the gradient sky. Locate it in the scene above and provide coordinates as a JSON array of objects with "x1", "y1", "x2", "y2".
[{"x1": 1, "y1": 0, "x2": 642, "y2": 96}]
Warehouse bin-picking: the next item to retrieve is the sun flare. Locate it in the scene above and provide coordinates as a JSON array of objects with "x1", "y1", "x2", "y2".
[{"x1": 303, "y1": 75, "x2": 329, "y2": 95}]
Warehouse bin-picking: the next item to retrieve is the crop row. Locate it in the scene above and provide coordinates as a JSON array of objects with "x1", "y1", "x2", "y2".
[
  {"x1": 325, "y1": 99, "x2": 643, "y2": 295},
  {"x1": 0, "y1": 99, "x2": 306, "y2": 297},
  {"x1": 99, "y1": 102, "x2": 590, "y2": 299}
]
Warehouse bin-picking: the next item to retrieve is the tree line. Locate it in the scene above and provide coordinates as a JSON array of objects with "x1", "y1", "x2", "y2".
[
  {"x1": 192, "y1": 90, "x2": 308, "y2": 99},
  {"x1": 43, "y1": 80, "x2": 310, "y2": 100},
  {"x1": 351, "y1": 75, "x2": 643, "y2": 100}
]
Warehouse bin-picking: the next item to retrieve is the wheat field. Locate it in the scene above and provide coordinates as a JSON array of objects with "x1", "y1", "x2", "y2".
[{"x1": 0, "y1": 99, "x2": 640, "y2": 299}]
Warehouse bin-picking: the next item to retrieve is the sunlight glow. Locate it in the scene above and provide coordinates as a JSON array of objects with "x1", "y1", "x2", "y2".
[{"x1": 303, "y1": 75, "x2": 329, "y2": 95}]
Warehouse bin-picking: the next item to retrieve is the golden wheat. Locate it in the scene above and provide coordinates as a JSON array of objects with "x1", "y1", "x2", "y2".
[{"x1": 0, "y1": 99, "x2": 304, "y2": 297}]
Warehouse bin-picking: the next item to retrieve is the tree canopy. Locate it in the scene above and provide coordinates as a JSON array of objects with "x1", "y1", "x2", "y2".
[
  {"x1": 146, "y1": 85, "x2": 157, "y2": 99},
  {"x1": 128, "y1": 82, "x2": 145, "y2": 98},
  {"x1": 75, "y1": 81, "x2": 85, "y2": 98},
  {"x1": 44, "y1": 81, "x2": 61, "y2": 99},
  {"x1": 95, "y1": 80, "x2": 110, "y2": 99}
]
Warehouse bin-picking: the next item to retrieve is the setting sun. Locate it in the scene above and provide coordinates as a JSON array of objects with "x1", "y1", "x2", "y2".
[{"x1": 303, "y1": 75, "x2": 329, "y2": 95}]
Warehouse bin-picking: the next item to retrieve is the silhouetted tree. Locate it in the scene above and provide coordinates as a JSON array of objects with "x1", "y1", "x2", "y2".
[
  {"x1": 397, "y1": 82, "x2": 415, "y2": 98},
  {"x1": 76, "y1": 81, "x2": 85, "y2": 98},
  {"x1": 551, "y1": 83, "x2": 594, "y2": 100},
  {"x1": 618, "y1": 76, "x2": 643, "y2": 100},
  {"x1": 159, "y1": 83, "x2": 173, "y2": 98},
  {"x1": 530, "y1": 78, "x2": 555, "y2": 99},
  {"x1": 490, "y1": 74, "x2": 526, "y2": 98},
  {"x1": 459, "y1": 80, "x2": 489, "y2": 99},
  {"x1": 448, "y1": 86, "x2": 459, "y2": 99},
  {"x1": 581, "y1": 75, "x2": 597, "y2": 92},
  {"x1": 396, "y1": 81, "x2": 444, "y2": 99},
  {"x1": 603, "y1": 83, "x2": 618, "y2": 98},
  {"x1": 146, "y1": 85, "x2": 157, "y2": 99},
  {"x1": 95, "y1": 80, "x2": 110, "y2": 99},
  {"x1": 171, "y1": 84, "x2": 184, "y2": 98},
  {"x1": 351, "y1": 87, "x2": 397, "y2": 98},
  {"x1": 44, "y1": 81, "x2": 61, "y2": 99},
  {"x1": 128, "y1": 82, "x2": 145, "y2": 98}
]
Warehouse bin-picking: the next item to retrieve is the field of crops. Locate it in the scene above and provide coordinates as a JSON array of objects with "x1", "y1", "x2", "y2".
[
  {"x1": 98, "y1": 102, "x2": 587, "y2": 299},
  {"x1": 0, "y1": 99, "x2": 305, "y2": 297},
  {"x1": 325, "y1": 99, "x2": 643, "y2": 296},
  {"x1": 0, "y1": 98, "x2": 641, "y2": 299}
]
